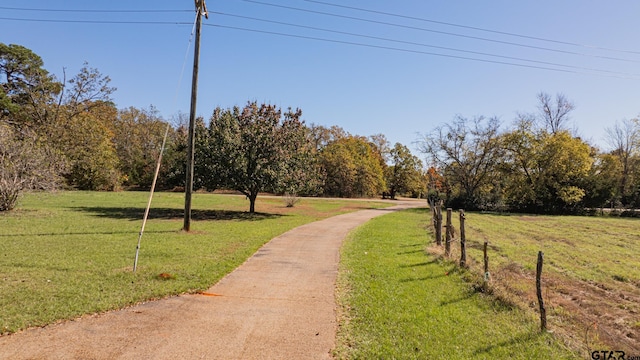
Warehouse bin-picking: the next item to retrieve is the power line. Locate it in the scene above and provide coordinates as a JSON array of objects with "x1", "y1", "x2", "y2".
[
  {"x1": 214, "y1": 11, "x2": 640, "y2": 77},
  {"x1": 0, "y1": 17, "x2": 191, "y2": 26},
  {"x1": 0, "y1": 6, "x2": 191, "y2": 13},
  {"x1": 301, "y1": 0, "x2": 640, "y2": 56},
  {"x1": 242, "y1": 0, "x2": 639, "y2": 64},
  {"x1": 2, "y1": 14, "x2": 636, "y2": 78},
  {"x1": 208, "y1": 24, "x2": 640, "y2": 80}
]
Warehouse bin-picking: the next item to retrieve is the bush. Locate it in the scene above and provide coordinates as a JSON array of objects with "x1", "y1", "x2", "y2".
[
  {"x1": 283, "y1": 193, "x2": 300, "y2": 208},
  {"x1": 0, "y1": 124, "x2": 65, "y2": 211}
]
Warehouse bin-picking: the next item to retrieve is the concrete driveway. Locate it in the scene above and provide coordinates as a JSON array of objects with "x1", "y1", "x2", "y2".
[{"x1": 0, "y1": 200, "x2": 424, "y2": 359}]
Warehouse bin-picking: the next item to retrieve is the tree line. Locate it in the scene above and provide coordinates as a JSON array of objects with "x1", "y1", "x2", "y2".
[
  {"x1": 419, "y1": 92, "x2": 638, "y2": 214},
  {"x1": 1, "y1": 43, "x2": 425, "y2": 212},
  {"x1": 5, "y1": 43, "x2": 633, "y2": 215}
]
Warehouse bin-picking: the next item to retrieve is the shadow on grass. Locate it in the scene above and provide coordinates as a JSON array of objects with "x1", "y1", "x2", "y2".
[
  {"x1": 472, "y1": 331, "x2": 545, "y2": 356},
  {"x1": 467, "y1": 241, "x2": 502, "y2": 252},
  {"x1": 397, "y1": 249, "x2": 425, "y2": 255},
  {"x1": 399, "y1": 259, "x2": 438, "y2": 268},
  {"x1": 72, "y1": 207, "x2": 283, "y2": 221},
  {"x1": 439, "y1": 290, "x2": 475, "y2": 306},
  {"x1": 0, "y1": 230, "x2": 175, "y2": 237},
  {"x1": 399, "y1": 273, "x2": 446, "y2": 282},
  {"x1": 401, "y1": 207, "x2": 429, "y2": 214},
  {"x1": 398, "y1": 243, "x2": 424, "y2": 248}
]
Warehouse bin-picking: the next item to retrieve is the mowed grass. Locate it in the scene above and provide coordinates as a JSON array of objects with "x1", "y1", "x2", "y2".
[
  {"x1": 462, "y1": 212, "x2": 640, "y2": 285},
  {"x1": 458, "y1": 212, "x2": 640, "y2": 353},
  {"x1": 0, "y1": 191, "x2": 390, "y2": 334},
  {"x1": 335, "y1": 208, "x2": 576, "y2": 359}
]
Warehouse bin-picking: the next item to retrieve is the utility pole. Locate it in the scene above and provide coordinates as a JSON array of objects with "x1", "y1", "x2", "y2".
[{"x1": 184, "y1": 0, "x2": 208, "y2": 232}]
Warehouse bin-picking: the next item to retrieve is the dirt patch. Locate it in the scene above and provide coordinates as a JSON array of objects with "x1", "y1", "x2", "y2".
[
  {"x1": 428, "y1": 244, "x2": 640, "y2": 357},
  {"x1": 490, "y1": 263, "x2": 639, "y2": 356}
]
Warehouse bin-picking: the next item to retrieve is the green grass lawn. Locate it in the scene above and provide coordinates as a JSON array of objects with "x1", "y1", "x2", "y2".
[
  {"x1": 0, "y1": 191, "x2": 390, "y2": 334},
  {"x1": 461, "y1": 212, "x2": 640, "y2": 285},
  {"x1": 335, "y1": 208, "x2": 577, "y2": 359},
  {"x1": 457, "y1": 212, "x2": 640, "y2": 354}
]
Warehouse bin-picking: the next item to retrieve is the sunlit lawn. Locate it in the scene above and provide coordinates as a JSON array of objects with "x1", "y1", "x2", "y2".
[
  {"x1": 0, "y1": 191, "x2": 390, "y2": 334},
  {"x1": 334, "y1": 208, "x2": 576, "y2": 359},
  {"x1": 461, "y1": 212, "x2": 640, "y2": 284}
]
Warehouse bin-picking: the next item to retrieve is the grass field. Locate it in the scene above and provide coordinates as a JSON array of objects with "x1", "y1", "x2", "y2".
[
  {"x1": 334, "y1": 208, "x2": 576, "y2": 359},
  {"x1": 438, "y1": 211, "x2": 640, "y2": 355},
  {"x1": 0, "y1": 191, "x2": 390, "y2": 335}
]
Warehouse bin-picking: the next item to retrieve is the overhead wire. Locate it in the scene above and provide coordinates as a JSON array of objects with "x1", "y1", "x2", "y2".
[
  {"x1": 4, "y1": 2, "x2": 639, "y2": 60},
  {"x1": 0, "y1": 6, "x2": 191, "y2": 13},
  {"x1": 0, "y1": 17, "x2": 191, "y2": 25},
  {"x1": 2, "y1": 4, "x2": 639, "y2": 79},
  {"x1": 242, "y1": 0, "x2": 639, "y2": 64},
  {"x1": 208, "y1": 24, "x2": 640, "y2": 80},
  {"x1": 213, "y1": 11, "x2": 640, "y2": 77},
  {"x1": 301, "y1": 0, "x2": 640, "y2": 56}
]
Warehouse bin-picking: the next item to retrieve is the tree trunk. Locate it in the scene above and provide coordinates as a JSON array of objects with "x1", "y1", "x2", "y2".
[{"x1": 249, "y1": 192, "x2": 258, "y2": 213}]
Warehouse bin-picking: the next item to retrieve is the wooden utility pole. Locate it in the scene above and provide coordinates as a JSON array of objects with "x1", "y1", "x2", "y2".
[{"x1": 184, "y1": 0, "x2": 208, "y2": 232}]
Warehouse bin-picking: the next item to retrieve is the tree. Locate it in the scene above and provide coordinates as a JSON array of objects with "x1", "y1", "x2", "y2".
[
  {"x1": 502, "y1": 121, "x2": 593, "y2": 213},
  {"x1": 308, "y1": 124, "x2": 348, "y2": 150},
  {"x1": 418, "y1": 115, "x2": 503, "y2": 210},
  {"x1": 319, "y1": 136, "x2": 385, "y2": 198},
  {"x1": 113, "y1": 106, "x2": 170, "y2": 188},
  {"x1": 1, "y1": 43, "x2": 121, "y2": 190},
  {"x1": 0, "y1": 43, "x2": 62, "y2": 127},
  {"x1": 0, "y1": 124, "x2": 65, "y2": 211},
  {"x1": 277, "y1": 118, "x2": 323, "y2": 197},
  {"x1": 385, "y1": 143, "x2": 423, "y2": 199},
  {"x1": 604, "y1": 118, "x2": 640, "y2": 206},
  {"x1": 582, "y1": 152, "x2": 621, "y2": 210},
  {"x1": 424, "y1": 166, "x2": 446, "y2": 204},
  {"x1": 59, "y1": 106, "x2": 120, "y2": 190},
  {"x1": 536, "y1": 92, "x2": 574, "y2": 134},
  {"x1": 203, "y1": 102, "x2": 313, "y2": 213}
]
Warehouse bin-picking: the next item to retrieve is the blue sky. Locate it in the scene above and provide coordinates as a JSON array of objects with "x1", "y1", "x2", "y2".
[{"x1": 2, "y1": 1, "x2": 639, "y2": 155}]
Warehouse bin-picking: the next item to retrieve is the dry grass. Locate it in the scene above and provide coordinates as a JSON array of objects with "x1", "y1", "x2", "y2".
[{"x1": 428, "y1": 211, "x2": 640, "y2": 357}]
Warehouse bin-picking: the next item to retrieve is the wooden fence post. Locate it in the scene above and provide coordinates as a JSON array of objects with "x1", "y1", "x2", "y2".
[
  {"x1": 483, "y1": 241, "x2": 490, "y2": 282},
  {"x1": 536, "y1": 251, "x2": 547, "y2": 331},
  {"x1": 445, "y1": 208, "x2": 452, "y2": 256},
  {"x1": 459, "y1": 210, "x2": 466, "y2": 267},
  {"x1": 435, "y1": 202, "x2": 443, "y2": 246},
  {"x1": 430, "y1": 200, "x2": 437, "y2": 236}
]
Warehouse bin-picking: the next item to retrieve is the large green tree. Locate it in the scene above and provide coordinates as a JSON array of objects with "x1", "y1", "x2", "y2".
[
  {"x1": 385, "y1": 143, "x2": 423, "y2": 199},
  {"x1": 202, "y1": 102, "x2": 313, "y2": 213},
  {"x1": 320, "y1": 136, "x2": 385, "y2": 198},
  {"x1": 502, "y1": 120, "x2": 593, "y2": 213},
  {"x1": 0, "y1": 43, "x2": 62, "y2": 127}
]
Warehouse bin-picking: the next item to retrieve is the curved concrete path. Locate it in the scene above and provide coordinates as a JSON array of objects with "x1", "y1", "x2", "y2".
[{"x1": 0, "y1": 200, "x2": 424, "y2": 359}]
